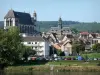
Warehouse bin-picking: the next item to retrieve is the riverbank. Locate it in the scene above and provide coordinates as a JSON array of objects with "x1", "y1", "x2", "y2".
[
  {"x1": 4, "y1": 60, "x2": 100, "y2": 72},
  {"x1": 5, "y1": 65, "x2": 100, "y2": 72}
]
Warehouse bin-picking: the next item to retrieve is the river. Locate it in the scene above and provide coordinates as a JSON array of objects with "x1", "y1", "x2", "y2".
[{"x1": 0, "y1": 71, "x2": 100, "y2": 75}]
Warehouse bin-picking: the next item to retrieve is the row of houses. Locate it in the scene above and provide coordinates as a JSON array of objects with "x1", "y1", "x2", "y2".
[{"x1": 21, "y1": 31, "x2": 100, "y2": 57}]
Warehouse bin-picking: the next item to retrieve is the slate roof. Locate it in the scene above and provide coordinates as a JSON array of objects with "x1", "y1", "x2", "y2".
[
  {"x1": 62, "y1": 27, "x2": 71, "y2": 31},
  {"x1": 57, "y1": 35, "x2": 65, "y2": 40},
  {"x1": 51, "y1": 27, "x2": 59, "y2": 30},
  {"x1": 49, "y1": 26, "x2": 71, "y2": 33},
  {"x1": 4, "y1": 9, "x2": 33, "y2": 25},
  {"x1": 23, "y1": 36, "x2": 45, "y2": 42},
  {"x1": 66, "y1": 34, "x2": 73, "y2": 38}
]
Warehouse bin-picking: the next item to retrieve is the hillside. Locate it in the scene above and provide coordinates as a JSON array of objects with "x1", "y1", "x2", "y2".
[
  {"x1": 36, "y1": 21, "x2": 80, "y2": 32},
  {"x1": 0, "y1": 21, "x2": 4, "y2": 29},
  {"x1": 0, "y1": 21, "x2": 100, "y2": 33},
  {"x1": 37, "y1": 21, "x2": 100, "y2": 32},
  {"x1": 69, "y1": 22, "x2": 100, "y2": 32}
]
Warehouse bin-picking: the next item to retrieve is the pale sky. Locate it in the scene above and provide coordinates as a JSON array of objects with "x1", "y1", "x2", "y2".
[{"x1": 0, "y1": 0, "x2": 100, "y2": 22}]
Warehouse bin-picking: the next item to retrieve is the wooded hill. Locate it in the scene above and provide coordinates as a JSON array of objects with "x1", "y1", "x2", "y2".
[
  {"x1": 1, "y1": 21, "x2": 100, "y2": 32},
  {"x1": 36, "y1": 21, "x2": 100, "y2": 33},
  {"x1": 0, "y1": 21, "x2": 4, "y2": 28}
]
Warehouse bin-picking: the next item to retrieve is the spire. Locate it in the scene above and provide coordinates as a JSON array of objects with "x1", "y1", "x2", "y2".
[
  {"x1": 33, "y1": 10, "x2": 37, "y2": 21},
  {"x1": 58, "y1": 16, "x2": 62, "y2": 29},
  {"x1": 33, "y1": 10, "x2": 36, "y2": 16}
]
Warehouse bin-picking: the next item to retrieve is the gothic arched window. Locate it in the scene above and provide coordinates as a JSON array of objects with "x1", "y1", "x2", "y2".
[{"x1": 6, "y1": 19, "x2": 9, "y2": 26}]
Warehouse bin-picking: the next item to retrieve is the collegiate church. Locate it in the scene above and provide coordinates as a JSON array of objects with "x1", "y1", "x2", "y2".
[{"x1": 4, "y1": 9, "x2": 38, "y2": 35}]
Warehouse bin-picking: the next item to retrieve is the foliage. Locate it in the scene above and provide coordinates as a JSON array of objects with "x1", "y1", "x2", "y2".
[
  {"x1": 82, "y1": 53, "x2": 100, "y2": 58},
  {"x1": 56, "y1": 49, "x2": 62, "y2": 56},
  {"x1": 1, "y1": 21, "x2": 100, "y2": 32},
  {"x1": 23, "y1": 46, "x2": 36, "y2": 61},
  {"x1": 71, "y1": 28, "x2": 79, "y2": 34},
  {"x1": 5, "y1": 65, "x2": 100, "y2": 72},
  {"x1": 36, "y1": 21, "x2": 80, "y2": 32},
  {"x1": 0, "y1": 27, "x2": 25, "y2": 66},
  {"x1": 69, "y1": 22, "x2": 100, "y2": 33},
  {"x1": 92, "y1": 43, "x2": 100, "y2": 52},
  {"x1": 35, "y1": 21, "x2": 100, "y2": 33},
  {"x1": 72, "y1": 40, "x2": 85, "y2": 55}
]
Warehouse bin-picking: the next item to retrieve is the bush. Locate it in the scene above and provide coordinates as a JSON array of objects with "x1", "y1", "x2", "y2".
[{"x1": 97, "y1": 62, "x2": 100, "y2": 66}]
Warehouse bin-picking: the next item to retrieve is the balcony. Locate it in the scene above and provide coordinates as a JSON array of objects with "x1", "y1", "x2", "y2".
[{"x1": 26, "y1": 44, "x2": 43, "y2": 47}]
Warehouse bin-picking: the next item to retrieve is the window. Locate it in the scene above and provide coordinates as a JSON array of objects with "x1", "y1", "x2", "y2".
[
  {"x1": 35, "y1": 47, "x2": 37, "y2": 49},
  {"x1": 32, "y1": 47, "x2": 33, "y2": 49},
  {"x1": 92, "y1": 40, "x2": 98, "y2": 44},
  {"x1": 6, "y1": 20, "x2": 9, "y2": 26},
  {"x1": 28, "y1": 42, "x2": 31, "y2": 44},
  {"x1": 40, "y1": 46, "x2": 42, "y2": 49},
  {"x1": 35, "y1": 42, "x2": 37, "y2": 44},
  {"x1": 95, "y1": 40, "x2": 98, "y2": 44}
]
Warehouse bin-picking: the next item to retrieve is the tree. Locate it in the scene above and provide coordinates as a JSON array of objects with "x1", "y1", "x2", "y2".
[
  {"x1": 0, "y1": 27, "x2": 25, "y2": 69},
  {"x1": 56, "y1": 49, "x2": 62, "y2": 56},
  {"x1": 92, "y1": 43, "x2": 100, "y2": 53},
  {"x1": 23, "y1": 46, "x2": 36, "y2": 61},
  {"x1": 71, "y1": 28, "x2": 79, "y2": 34},
  {"x1": 72, "y1": 40, "x2": 85, "y2": 55}
]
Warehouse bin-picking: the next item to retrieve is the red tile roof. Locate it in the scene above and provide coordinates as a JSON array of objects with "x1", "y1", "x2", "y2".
[{"x1": 80, "y1": 32, "x2": 89, "y2": 35}]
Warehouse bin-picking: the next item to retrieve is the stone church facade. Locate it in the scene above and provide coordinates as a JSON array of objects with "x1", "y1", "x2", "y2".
[
  {"x1": 47, "y1": 17, "x2": 72, "y2": 36},
  {"x1": 4, "y1": 9, "x2": 37, "y2": 35}
]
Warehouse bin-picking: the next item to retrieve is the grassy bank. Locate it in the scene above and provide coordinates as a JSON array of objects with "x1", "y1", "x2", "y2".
[
  {"x1": 5, "y1": 65, "x2": 100, "y2": 72},
  {"x1": 82, "y1": 53, "x2": 100, "y2": 58},
  {"x1": 5, "y1": 60, "x2": 100, "y2": 72},
  {"x1": 46, "y1": 60, "x2": 99, "y2": 66}
]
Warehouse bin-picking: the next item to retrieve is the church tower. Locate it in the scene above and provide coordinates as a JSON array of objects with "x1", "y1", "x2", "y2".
[
  {"x1": 33, "y1": 10, "x2": 37, "y2": 22},
  {"x1": 58, "y1": 16, "x2": 62, "y2": 29}
]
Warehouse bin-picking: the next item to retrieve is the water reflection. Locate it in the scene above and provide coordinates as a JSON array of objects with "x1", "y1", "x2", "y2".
[
  {"x1": 0, "y1": 71, "x2": 5, "y2": 75},
  {"x1": 0, "y1": 71, "x2": 100, "y2": 75}
]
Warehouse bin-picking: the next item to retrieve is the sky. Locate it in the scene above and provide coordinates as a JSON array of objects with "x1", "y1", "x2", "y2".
[{"x1": 0, "y1": 0, "x2": 100, "y2": 22}]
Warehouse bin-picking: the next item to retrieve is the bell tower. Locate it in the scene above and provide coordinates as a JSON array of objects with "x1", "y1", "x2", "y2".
[
  {"x1": 58, "y1": 16, "x2": 62, "y2": 29},
  {"x1": 33, "y1": 10, "x2": 37, "y2": 22},
  {"x1": 58, "y1": 16, "x2": 63, "y2": 36}
]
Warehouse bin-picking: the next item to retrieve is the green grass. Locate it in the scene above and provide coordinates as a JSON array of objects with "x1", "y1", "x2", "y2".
[
  {"x1": 4, "y1": 53, "x2": 100, "y2": 72},
  {"x1": 81, "y1": 53, "x2": 100, "y2": 58},
  {"x1": 46, "y1": 60, "x2": 99, "y2": 66},
  {"x1": 5, "y1": 61, "x2": 100, "y2": 72}
]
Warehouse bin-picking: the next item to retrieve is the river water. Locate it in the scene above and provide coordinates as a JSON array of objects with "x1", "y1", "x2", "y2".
[{"x1": 0, "y1": 71, "x2": 100, "y2": 75}]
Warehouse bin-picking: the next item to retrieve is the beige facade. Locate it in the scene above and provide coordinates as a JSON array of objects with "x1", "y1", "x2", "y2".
[
  {"x1": 92, "y1": 38, "x2": 100, "y2": 44},
  {"x1": 61, "y1": 40, "x2": 72, "y2": 55}
]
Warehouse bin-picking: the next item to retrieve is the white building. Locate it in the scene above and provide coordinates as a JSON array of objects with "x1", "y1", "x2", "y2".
[
  {"x1": 22, "y1": 36, "x2": 50, "y2": 57},
  {"x1": 92, "y1": 37, "x2": 100, "y2": 45}
]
